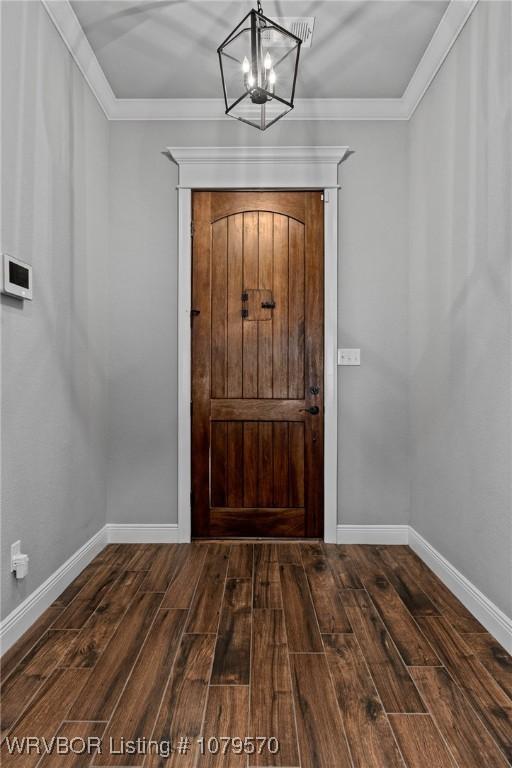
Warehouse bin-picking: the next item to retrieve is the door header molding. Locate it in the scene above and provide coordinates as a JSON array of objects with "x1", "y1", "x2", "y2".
[
  {"x1": 167, "y1": 146, "x2": 351, "y2": 190},
  {"x1": 173, "y1": 147, "x2": 345, "y2": 543}
]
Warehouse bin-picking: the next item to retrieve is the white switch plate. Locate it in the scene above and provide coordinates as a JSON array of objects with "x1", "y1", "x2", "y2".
[{"x1": 338, "y1": 348, "x2": 360, "y2": 366}]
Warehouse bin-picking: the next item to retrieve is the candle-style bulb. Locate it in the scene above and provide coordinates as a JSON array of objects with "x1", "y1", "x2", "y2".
[
  {"x1": 248, "y1": 71, "x2": 255, "y2": 87},
  {"x1": 264, "y1": 52, "x2": 272, "y2": 70},
  {"x1": 242, "y1": 56, "x2": 250, "y2": 74},
  {"x1": 269, "y1": 68, "x2": 276, "y2": 85}
]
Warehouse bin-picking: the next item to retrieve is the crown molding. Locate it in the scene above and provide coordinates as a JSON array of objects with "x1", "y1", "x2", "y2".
[
  {"x1": 111, "y1": 97, "x2": 408, "y2": 121},
  {"x1": 42, "y1": 0, "x2": 478, "y2": 122},
  {"x1": 42, "y1": 0, "x2": 116, "y2": 118},
  {"x1": 403, "y1": 0, "x2": 478, "y2": 118}
]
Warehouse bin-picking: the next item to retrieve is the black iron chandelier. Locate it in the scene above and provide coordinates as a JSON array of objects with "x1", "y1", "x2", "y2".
[{"x1": 218, "y1": 1, "x2": 301, "y2": 130}]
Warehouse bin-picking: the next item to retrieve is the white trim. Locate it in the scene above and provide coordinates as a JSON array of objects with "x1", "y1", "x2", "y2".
[
  {"x1": 41, "y1": 0, "x2": 117, "y2": 119},
  {"x1": 168, "y1": 146, "x2": 349, "y2": 190},
  {"x1": 107, "y1": 523, "x2": 180, "y2": 544},
  {"x1": 336, "y1": 524, "x2": 410, "y2": 545},
  {"x1": 177, "y1": 189, "x2": 193, "y2": 544},
  {"x1": 336, "y1": 524, "x2": 512, "y2": 653},
  {"x1": 111, "y1": 97, "x2": 408, "y2": 122},
  {"x1": 323, "y1": 189, "x2": 338, "y2": 543},
  {"x1": 402, "y1": 0, "x2": 478, "y2": 118},
  {"x1": 41, "y1": 0, "x2": 478, "y2": 122},
  {"x1": 170, "y1": 146, "x2": 349, "y2": 543},
  {"x1": 0, "y1": 526, "x2": 108, "y2": 654},
  {"x1": 408, "y1": 527, "x2": 512, "y2": 654}
]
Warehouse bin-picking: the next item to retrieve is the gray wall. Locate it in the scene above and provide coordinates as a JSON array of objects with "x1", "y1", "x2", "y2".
[
  {"x1": 1, "y1": 1, "x2": 109, "y2": 619},
  {"x1": 107, "y1": 120, "x2": 410, "y2": 526},
  {"x1": 408, "y1": 1, "x2": 512, "y2": 615}
]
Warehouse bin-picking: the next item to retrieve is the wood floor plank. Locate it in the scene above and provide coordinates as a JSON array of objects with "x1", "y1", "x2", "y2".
[
  {"x1": 418, "y1": 616, "x2": 512, "y2": 762},
  {"x1": 301, "y1": 544, "x2": 352, "y2": 633},
  {"x1": 323, "y1": 633, "x2": 405, "y2": 768},
  {"x1": 51, "y1": 566, "x2": 121, "y2": 630},
  {"x1": 60, "y1": 570, "x2": 146, "y2": 668},
  {"x1": 146, "y1": 633, "x2": 216, "y2": 768},
  {"x1": 211, "y1": 578, "x2": 252, "y2": 685},
  {"x1": 68, "y1": 591, "x2": 163, "y2": 721},
  {"x1": 411, "y1": 666, "x2": 510, "y2": 768},
  {"x1": 96, "y1": 609, "x2": 188, "y2": 766},
  {"x1": 279, "y1": 563, "x2": 323, "y2": 652},
  {"x1": 37, "y1": 721, "x2": 105, "y2": 767},
  {"x1": 103, "y1": 543, "x2": 145, "y2": 568},
  {"x1": 199, "y1": 686, "x2": 249, "y2": 767},
  {"x1": 376, "y1": 546, "x2": 441, "y2": 617},
  {"x1": 391, "y1": 547, "x2": 486, "y2": 633},
  {"x1": 52, "y1": 561, "x2": 104, "y2": 608},
  {"x1": 275, "y1": 543, "x2": 302, "y2": 563},
  {"x1": 250, "y1": 610, "x2": 299, "y2": 767},
  {"x1": 186, "y1": 545, "x2": 230, "y2": 633},
  {"x1": 362, "y1": 574, "x2": 440, "y2": 666},
  {"x1": 343, "y1": 589, "x2": 426, "y2": 713},
  {"x1": 0, "y1": 605, "x2": 64, "y2": 685},
  {"x1": 388, "y1": 714, "x2": 457, "y2": 768},
  {"x1": 1, "y1": 630, "x2": 79, "y2": 740},
  {"x1": 0, "y1": 668, "x2": 90, "y2": 768},
  {"x1": 228, "y1": 544, "x2": 254, "y2": 578},
  {"x1": 140, "y1": 545, "x2": 188, "y2": 592},
  {"x1": 124, "y1": 543, "x2": 161, "y2": 571},
  {"x1": 161, "y1": 544, "x2": 208, "y2": 610},
  {"x1": 464, "y1": 632, "x2": 512, "y2": 700},
  {"x1": 323, "y1": 543, "x2": 363, "y2": 589},
  {"x1": 290, "y1": 653, "x2": 352, "y2": 768},
  {"x1": 253, "y1": 547, "x2": 281, "y2": 609}
]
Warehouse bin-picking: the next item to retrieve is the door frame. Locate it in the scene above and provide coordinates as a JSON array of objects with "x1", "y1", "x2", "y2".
[{"x1": 168, "y1": 146, "x2": 350, "y2": 543}]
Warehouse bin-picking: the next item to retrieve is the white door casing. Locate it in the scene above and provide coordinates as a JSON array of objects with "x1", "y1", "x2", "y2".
[{"x1": 168, "y1": 146, "x2": 350, "y2": 542}]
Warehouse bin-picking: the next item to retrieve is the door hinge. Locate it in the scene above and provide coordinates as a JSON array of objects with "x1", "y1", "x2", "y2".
[
  {"x1": 190, "y1": 221, "x2": 195, "y2": 237},
  {"x1": 321, "y1": 191, "x2": 329, "y2": 203},
  {"x1": 190, "y1": 401, "x2": 193, "y2": 417}
]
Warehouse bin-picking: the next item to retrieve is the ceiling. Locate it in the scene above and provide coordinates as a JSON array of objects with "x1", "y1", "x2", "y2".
[
  {"x1": 43, "y1": 0, "x2": 478, "y2": 119},
  {"x1": 70, "y1": 0, "x2": 449, "y2": 100}
]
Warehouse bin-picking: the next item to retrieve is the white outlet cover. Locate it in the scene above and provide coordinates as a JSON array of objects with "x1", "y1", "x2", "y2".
[
  {"x1": 11, "y1": 540, "x2": 21, "y2": 571},
  {"x1": 338, "y1": 348, "x2": 361, "y2": 365}
]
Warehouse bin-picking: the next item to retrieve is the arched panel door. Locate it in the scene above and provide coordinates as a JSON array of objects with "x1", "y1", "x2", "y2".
[{"x1": 191, "y1": 191, "x2": 323, "y2": 537}]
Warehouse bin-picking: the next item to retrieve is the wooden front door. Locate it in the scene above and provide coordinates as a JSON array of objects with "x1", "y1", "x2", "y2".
[{"x1": 191, "y1": 191, "x2": 324, "y2": 538}]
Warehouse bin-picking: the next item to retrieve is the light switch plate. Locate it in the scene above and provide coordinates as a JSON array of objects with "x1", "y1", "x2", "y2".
[{"x1": 338, "y1": 348, "x2": 360, "y2": 366}]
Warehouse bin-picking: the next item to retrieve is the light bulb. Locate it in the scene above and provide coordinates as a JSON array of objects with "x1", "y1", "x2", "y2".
[
  {"x1": 269, "y1": 68, "x2": 276, "y2": 85},
  {"x1": 242, "y1": 56, "x2": 250, "y2": 74},
  {"x1": 264, "y1": 52, "x2": 272, "y2": 70},
  {"x1": 248, "y1": 71, "x2": 255, "y2": 87}
]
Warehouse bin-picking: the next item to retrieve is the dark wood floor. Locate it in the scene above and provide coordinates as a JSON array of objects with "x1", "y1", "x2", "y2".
[{"x1": 1, "y1": 543, "x2": 511, "y2": 767}]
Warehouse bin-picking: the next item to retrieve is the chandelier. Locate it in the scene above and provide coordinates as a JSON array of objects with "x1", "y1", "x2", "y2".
[{"x1": 218, "y1": 1, "x2": 302, "y2": 130}]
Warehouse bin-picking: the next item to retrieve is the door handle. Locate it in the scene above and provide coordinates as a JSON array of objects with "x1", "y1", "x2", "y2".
[{"x1": 300, "y1": 406, "x2": 320, "y2": 415}]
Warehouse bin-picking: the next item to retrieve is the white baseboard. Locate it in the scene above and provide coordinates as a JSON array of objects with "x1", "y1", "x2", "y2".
[
  {"x1": 336, "y1": 524, "x2": 409, "y2": 544},
  {"x1": 2, "y1": 521, "x2": 510, "y2": 657},
  {"x1": 106, "y1": 523, "x2": 180, "y2": 543},
  {"x1": 408, "y1": 527, "x2": 512, "y2": 654},
  {"x1": 0, "y1": 526, "x2": 108, "y2": 655}
]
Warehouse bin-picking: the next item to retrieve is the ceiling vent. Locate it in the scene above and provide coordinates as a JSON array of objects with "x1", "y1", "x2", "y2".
[{"x1": 264, "y1": 17, "x2": 315, "y2": 48}]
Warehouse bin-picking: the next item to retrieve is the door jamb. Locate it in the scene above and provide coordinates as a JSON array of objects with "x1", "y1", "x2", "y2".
[{"x1": 169, "y1": 146, "x2": 350, "y2": 543}]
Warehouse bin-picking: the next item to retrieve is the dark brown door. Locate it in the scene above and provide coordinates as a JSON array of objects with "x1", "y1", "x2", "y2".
[{"x1": 191, "y1": 191, "x2": 323, "y2": 538}]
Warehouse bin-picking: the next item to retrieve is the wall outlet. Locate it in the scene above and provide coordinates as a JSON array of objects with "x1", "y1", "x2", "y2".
[
  {"x1": 11, "y1": 540, "x2": 29, "y2": 579},
  {"x1": 338, "y1": 348, "x2": 361, "y2": 366}
]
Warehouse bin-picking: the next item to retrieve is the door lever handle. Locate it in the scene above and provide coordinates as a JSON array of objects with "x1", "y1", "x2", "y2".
[{"x1": 299, "y1": 406, "x2": 320, "y2": 415}]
